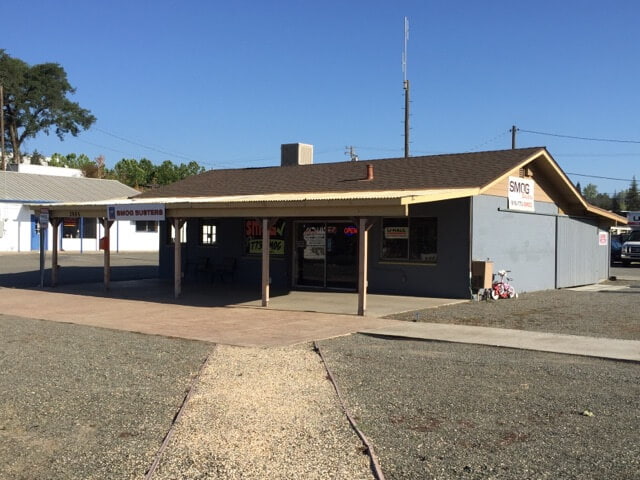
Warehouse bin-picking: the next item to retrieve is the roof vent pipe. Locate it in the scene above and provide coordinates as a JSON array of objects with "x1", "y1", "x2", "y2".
[{"x1": 366, "y1": 164, "x2": 374, "y2": 181}]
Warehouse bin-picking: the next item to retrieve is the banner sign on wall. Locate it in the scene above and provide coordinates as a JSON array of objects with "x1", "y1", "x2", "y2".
[
  {"x1": 107, "y1": 204, "x2": 165, "y2": 221},
  {"x1": 507, "y1": 176, "x2": 535, "y2": 212}
]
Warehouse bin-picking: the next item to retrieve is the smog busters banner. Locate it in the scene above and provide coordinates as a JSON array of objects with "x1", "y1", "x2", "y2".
[{"x1": 107, "y1": 204, "x2": 165, "y2": 221}]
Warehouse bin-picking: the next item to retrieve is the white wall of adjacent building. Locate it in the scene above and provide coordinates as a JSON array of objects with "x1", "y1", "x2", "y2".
[
  {"x1": 0, "y1": 203, "x2": 158, "y2": 252},
  {"x1": 0, "y1": 203, "x2": 33, "y2": 252}
]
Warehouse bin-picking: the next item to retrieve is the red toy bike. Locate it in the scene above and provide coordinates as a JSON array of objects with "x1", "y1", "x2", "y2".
[{"x1": 489, "y1": 269, "x2": 516, "y2": 300}]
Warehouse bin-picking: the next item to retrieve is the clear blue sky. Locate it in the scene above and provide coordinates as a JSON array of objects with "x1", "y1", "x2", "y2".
[{"x1": 3, "y1": 0, "x2": 639, "y2": 196}]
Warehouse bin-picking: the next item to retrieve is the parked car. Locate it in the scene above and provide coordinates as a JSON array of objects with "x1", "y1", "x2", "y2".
[
  {"x1": 611, "y1": 235, "x2": 625, "y2": 265},
  {"x1": 620, "y1": 231, "x2": 640, "y2": 266}
]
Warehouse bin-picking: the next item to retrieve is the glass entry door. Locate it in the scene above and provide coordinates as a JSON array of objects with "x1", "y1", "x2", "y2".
[{"x1": 294, "y1": 221, "x2": 358, "y2": 290}]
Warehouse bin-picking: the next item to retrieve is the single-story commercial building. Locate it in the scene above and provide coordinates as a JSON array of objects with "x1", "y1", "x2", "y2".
[
  {"x1": 33, "y1": 145, "x2": 626, "y2": 314},
  {"x1": 0, "y1": 170, "x2": 158, "y2": 252}
]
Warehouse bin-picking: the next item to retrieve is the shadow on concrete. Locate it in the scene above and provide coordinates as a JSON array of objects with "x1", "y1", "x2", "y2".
[
  {"x1": 42, "y1": 277, "x2": 280, "y2": 308},
  {"x1": 0, "y1": 266, "x2": 158, "y2": 289}
]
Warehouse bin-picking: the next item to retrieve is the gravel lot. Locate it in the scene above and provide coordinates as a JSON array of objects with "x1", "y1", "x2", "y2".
[
  {"x1": 1, "y1": 254, "x2": 638, "y2": 479},
  {"x1": 317, "y1": 334, "x2": 640, "y2": 480},
  {"x1": 0, "y1": 315, "x2": 210, "y2": 480},
  {"x1": 388, "y1": 281, "x2": 640, "y2": 341},
  {"x1": 153, "y1": 344, "x2": 373, "y2": 480}
]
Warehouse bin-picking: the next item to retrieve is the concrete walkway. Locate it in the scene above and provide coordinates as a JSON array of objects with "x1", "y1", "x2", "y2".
[
  {"x1": 1, "y1": 286, "x2": 638, "y2": 362},
  {"x1": 359, "y1": 322, "x2": 640, "y2": 362}
]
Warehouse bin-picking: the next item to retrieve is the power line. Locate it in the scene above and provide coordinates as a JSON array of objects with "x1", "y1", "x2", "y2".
[
  {"x1": 92, "y1": 126, "x2": 204, "y2": 163},
  {"x1": 519, "y1": 128, "x2": 640, "y2": 145},
  {"x1": 467, "y1": 129, "x2": 510, "y2": 151},
  {"x1": 556, "y1": 153, "x2": 639, "y2": 158},
  {"x1": 566, "y1": 172, "x2": 633, "y2": 182}
]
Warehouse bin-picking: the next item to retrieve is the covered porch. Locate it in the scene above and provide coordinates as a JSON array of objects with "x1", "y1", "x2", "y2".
[{"x1": 32, "y1": 188, "x2": 472, "y2": 316}]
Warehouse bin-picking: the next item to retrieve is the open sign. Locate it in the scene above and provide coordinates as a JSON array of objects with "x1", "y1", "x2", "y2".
[{"x1": 343, "y1": 226, "x2": 358, "y2": 236}]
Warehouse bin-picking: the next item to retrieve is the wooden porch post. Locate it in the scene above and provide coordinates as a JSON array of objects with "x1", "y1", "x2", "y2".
[
  {"x1": 50, "y1": 218, "x2": 61, "y2": 287},
  {"x1": 100, "y1": 218, "x2": 114, "y2": 291},
  {"x1": 261, "y1": 218, "x2": 270, "y2": 307},
  {"x1": 174, "y1": 218, "x2": 185, "y2": 299},
  {"x1": 357, "y1": 217, "x2": 370, "y2": 316}
]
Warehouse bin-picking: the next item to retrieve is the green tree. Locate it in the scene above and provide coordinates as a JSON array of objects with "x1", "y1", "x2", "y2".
[
  {"x1": 575, "y1": 181, "x2": 582, "y2": 195},
  {"x1": 110, "y1": 157, "x2": 205, "y2": 189},
  {"x1": 611, "y1": 191, "x2": 621, "y2": 213},
  {"x1": 29, "y1": 150, "x2": 45, "y2": 165},
  {"x1": 139, "y1": 158, "x2": 157, "y2": 185},
  {"x1": 0, "y1": 50, "x2": 95, "y2": 164},
  {"x1": 155, "y1": 160, "x2": 179, "y2": 185},
  {"x1": 626, "y1": 176, "x2": 640, "y2": 210},
  {"x1": 593, "y1": 192, "x2": 612, "y2": 210},
  {"x1": 48, "y1": 152, "x2": 104, "y2": 178},
  {"x1": 581, "y1": 183, "x2": 598, "y2": 203},
  {"x1": 113, "y1": 158, "x2": 148, "y2": 189}
]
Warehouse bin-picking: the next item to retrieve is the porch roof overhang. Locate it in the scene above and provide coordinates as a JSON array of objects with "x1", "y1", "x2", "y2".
[{"x1": 29, "y1": 187, "x2": 480, "y2": 219}]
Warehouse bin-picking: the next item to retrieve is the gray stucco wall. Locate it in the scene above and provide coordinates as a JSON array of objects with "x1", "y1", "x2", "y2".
[
  {"x1": 472, "y1": 195, "x2": 557, "y2": 293},
  {"x1": 556, "y1": 216, "x2": 608, "y2": 287},
  {"x1": 472, "y1": 195, "x2": 609, "y2": 293},
  {"x1": 368, "y1": 198, "x2": 471, "y2": 298}
]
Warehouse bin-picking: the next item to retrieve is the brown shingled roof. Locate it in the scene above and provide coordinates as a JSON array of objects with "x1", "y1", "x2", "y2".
[{"x1": 136, "y1": 147, "x2": 546, "y2": 199}]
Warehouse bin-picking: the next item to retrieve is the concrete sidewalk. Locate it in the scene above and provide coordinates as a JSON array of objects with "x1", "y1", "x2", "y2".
[
  {"x1": 1, "y1": 286, "x2": 638, "y2": 361},
  {"x1": 359, "y1": 322, "x2": 640, "y2": 362}
]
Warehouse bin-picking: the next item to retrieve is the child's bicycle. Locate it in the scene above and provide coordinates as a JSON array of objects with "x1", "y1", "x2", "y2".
[{"x1": 487, "y1": 269, "x2": 516, "y2": 300}]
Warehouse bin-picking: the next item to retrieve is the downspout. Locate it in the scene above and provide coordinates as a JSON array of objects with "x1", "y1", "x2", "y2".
[{"x1": 80, "y1": 217, "x2": 84, "y2": 254}]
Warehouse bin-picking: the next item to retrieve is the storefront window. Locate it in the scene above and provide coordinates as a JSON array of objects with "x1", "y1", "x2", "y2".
[
  {"x1": 62, "y1": 218, "x2": 97, "y2": 239},
  {"x1": 381, "y1": 217, "x2": 437, "y2": 263},
  {"x1": 63, "y1": 218, "x2": 79, "y2": 238},
  {"x1": 244, "y1": 219, "x2": 285, "y2": 255},
  {"x1": 82, "y1": 218, "x2": 97, "y2": 238}
]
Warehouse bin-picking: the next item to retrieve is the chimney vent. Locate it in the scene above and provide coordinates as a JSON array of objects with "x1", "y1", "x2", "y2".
[
  {"x1": 366, "y1": 164, "x2": 374, "y2": 181},
  {"x1": 281, "y1": 143, "x2": 313, "y2": 167}
]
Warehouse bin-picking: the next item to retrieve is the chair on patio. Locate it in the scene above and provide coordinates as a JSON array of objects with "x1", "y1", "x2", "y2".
[{"x1": 214, "y1": 257, "x2": 237, "y2": 283}]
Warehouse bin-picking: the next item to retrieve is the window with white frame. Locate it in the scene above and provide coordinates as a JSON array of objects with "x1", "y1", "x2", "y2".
[
  {"x1": 135, "y1": 220, "x2": 158, "y2": 232},
  {"x1": 166, "y1": 221, "x2": 187, "y2": 244},
  {"x1": 199, "y1": 220, "x2": 217, "y2": 246}
]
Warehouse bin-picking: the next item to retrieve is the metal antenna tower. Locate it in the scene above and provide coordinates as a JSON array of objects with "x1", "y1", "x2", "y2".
[
  {"x1": 402, "y1": 17, "x2": 410, "y2": 159},
  {"x1": 345, "y1": 145, "x2": 359, "y2": 162}
]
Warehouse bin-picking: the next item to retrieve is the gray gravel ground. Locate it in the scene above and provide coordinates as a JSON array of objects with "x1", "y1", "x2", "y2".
[
  {"x1": 0, "y1": 315, "x2": 211, "y2": 480},
  {"x1": 388, "y1": 282, "x2": 640, "y2": 340},
  {"x1": 317, "y1": 334, "x2": 640, "y2": 480}
]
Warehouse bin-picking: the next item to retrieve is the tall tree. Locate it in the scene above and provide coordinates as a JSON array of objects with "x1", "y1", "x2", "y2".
[
  {"x1": 581, "y1": 183, "x2": 598, "y2": 204},
  {"x1": 611, "y1": 191, "x2": 621, "y2": 213},
  {"x1": 626, "y1": 176, "x2": 640, "y2": 210},
  {"x1": 112, "y1": 158, "x2": 148, "y2": 188},
  {"x1": 0, "y1": 50, "x2": 95, "y2": 164},
  {"x1": 111, "y1": 157, "x2": 205, "y2": 190}
]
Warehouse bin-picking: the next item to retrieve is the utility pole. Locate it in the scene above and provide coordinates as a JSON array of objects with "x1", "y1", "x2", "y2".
[
  {"x1": 511, "y1": 125, "x2": 517, "y2": 149},
  {"x1": 0, "y1": 85, "x2": 5, "y2": 170},
  {"x1": 345, "y1": 145, "x2": 359, "y2": 161},
  {"x1": 403, "y1": 17, "x2": 410, "y2": 159}
]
